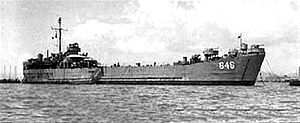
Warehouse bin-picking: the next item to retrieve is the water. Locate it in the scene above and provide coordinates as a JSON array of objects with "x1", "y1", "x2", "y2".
[{"x1": 0, "y1": 82, "x2": 299, "y2": 122}]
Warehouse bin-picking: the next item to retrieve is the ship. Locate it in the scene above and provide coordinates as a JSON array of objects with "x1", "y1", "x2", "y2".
[
  {"x1": 289, "y1": 79, "x2": 300, "y2": 86},
  {"x1": 22, "y1": 17, "x2": 265, "y2": 85},
  {"x1": 289, "y1": 67, "x2": 300, "y2": 86}
]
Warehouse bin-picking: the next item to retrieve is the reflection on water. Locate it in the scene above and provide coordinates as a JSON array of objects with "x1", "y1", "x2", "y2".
[{"x1": 0, "y1": 82, "x2": 299, "y2": 122}]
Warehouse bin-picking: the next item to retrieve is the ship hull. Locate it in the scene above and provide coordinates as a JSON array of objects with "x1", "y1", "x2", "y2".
[
  {"x1": 22, "y1": 68, "x2": 97, "y2": 84},
  {"x1": 95, "y1": 53, "x2": 264, "y2": 86},
  {"x1": 22, "y1": 53, "x2": 264, "y2": 85}
]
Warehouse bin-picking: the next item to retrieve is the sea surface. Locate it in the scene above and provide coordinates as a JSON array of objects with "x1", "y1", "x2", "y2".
[{"x1": 0, "y1": 82, "x2": 299, "y2": 122}]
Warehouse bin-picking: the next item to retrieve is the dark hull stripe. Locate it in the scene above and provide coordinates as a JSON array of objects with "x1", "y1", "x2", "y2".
[
  {"x1": 96, "y1": 80, "x2": 255, "y2": 86},
  {"x1": 15, "y1": 80, "x2": 255, "y2": 86},
  {"x1": 241, "y1": 58, "x2": 250, "y2": 80}
]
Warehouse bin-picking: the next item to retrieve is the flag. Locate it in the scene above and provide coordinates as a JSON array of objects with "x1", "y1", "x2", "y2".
[
  {"x1": 237, "y1": 34, "x2": 242, "y2": 39},
  {"x1": 55, "y1": 31, "x2": 57, "y2": 38}
]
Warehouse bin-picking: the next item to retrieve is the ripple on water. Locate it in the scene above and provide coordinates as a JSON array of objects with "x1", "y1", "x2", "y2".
[{"x1": 0, "y1": 83, "x2": 300, "y2": 122}]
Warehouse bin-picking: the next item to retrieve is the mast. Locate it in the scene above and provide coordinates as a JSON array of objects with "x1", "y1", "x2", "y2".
[
  {"x1": 238, "y1": 33, "x2": 242, "y2": 49},
  {"x1": 299, "y1": 66, "x2": 300, "y2": 79},
  {"x1": 51, "y1": 17, "x2": 67, "y2": 54},
  {"x1": 3, "y1": 66, "x2": 5, "y2": 79},
  {"x1": 4, "y1": 66, "x2": 6, "y2": 79},
  {"x1": 9, "y1": 65, "x2": 11, "y2": 80},
  {"x1": 58, "y1": 17, "x2": 62, "y2": 53},
  {"x1": 14, "y1": 66, "x2": 17, "y2": 79}
]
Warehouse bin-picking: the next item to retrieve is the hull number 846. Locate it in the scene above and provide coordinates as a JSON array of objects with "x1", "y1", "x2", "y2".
[{"x1": 218, "y1": 61, "x2": 235, "y2": 70}]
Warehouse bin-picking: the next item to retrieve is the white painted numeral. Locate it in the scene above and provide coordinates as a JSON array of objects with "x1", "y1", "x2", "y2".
[
  {"x1": 224, "y1": 62, "x2": 229, "y2": 69},
  {"x1": 229, "y1": 61, "x2": 235, "y2": 69},
  {"x1": 219, "y1": 61, "x2": 235, "y2": 70},
  {"x1": 219, "y1": 62, "x2": 224, "y2": 69}
]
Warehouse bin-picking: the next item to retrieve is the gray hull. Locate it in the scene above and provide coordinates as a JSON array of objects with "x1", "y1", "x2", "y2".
[
  {"x1": 23, "y1": 68, "x2": 96, "y2": 84},
  {"x1": 22, "y1": 53, "x2": 265, "y2": 85}
]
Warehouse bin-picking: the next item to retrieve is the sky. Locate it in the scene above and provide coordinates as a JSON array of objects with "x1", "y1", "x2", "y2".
[{"x1": 0, "y1": 0, "x2": 300, "y2": 79}]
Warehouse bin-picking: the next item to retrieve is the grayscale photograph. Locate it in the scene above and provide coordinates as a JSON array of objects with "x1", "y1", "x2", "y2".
[{"x1": 0, "y1": 0, "x2": 299, "y2": 122}]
